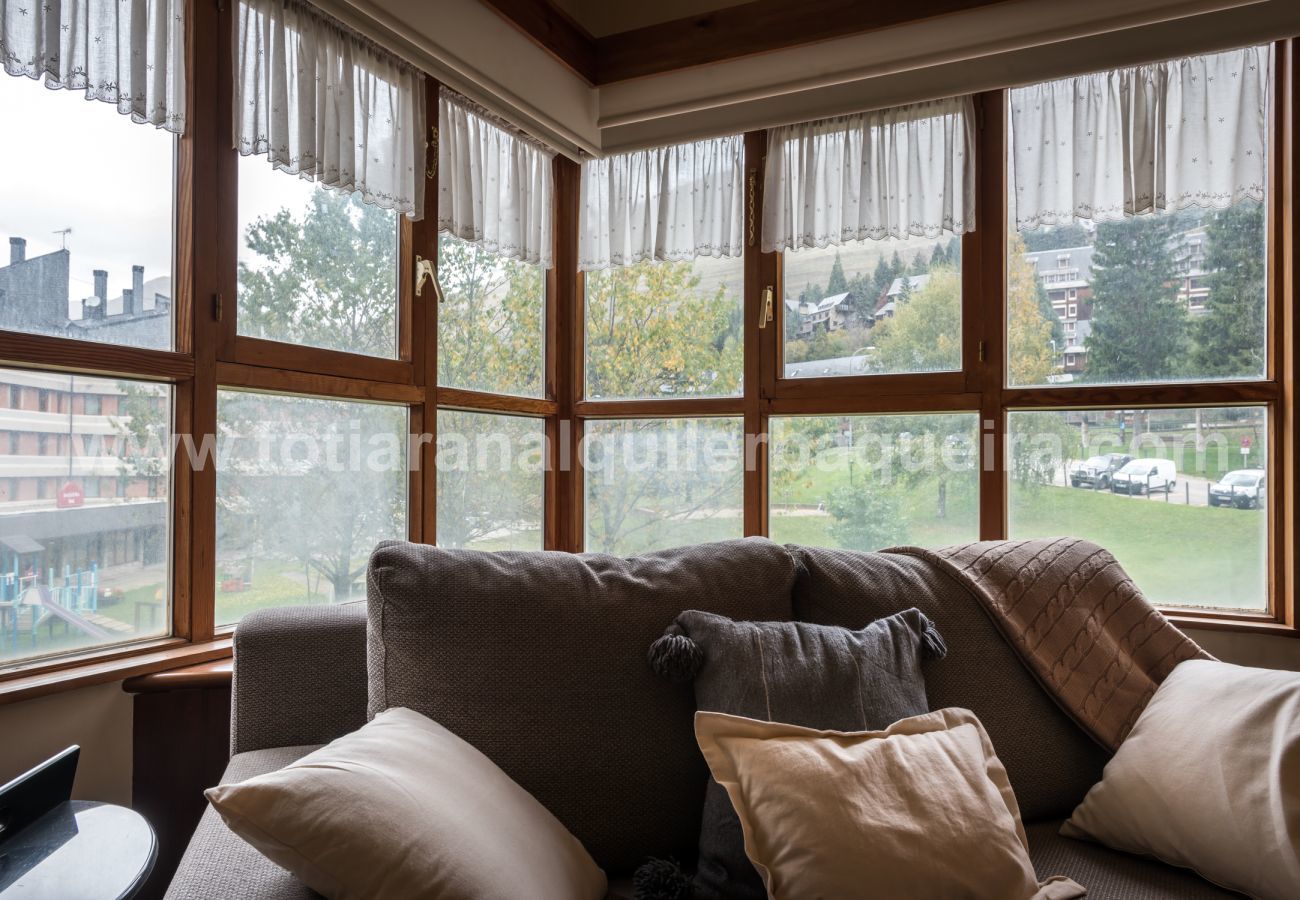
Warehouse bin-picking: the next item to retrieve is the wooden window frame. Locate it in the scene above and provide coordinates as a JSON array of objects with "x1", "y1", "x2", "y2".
[{"x1": 1, "y1": 28, "x2": 1295, "y2": 701}]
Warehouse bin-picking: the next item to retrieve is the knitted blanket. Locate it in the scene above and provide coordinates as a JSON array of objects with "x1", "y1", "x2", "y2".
[{"x1": 890, "y1": 537, "x2": 1210, "y2": 751}]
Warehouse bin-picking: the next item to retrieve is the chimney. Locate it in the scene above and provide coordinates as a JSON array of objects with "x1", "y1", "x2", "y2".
[
  {"x1": 130, "y1": 265, "x2": 144, "y2": 316},
  {"x1": 9, "y1": 237, "x2": 25, "y2": 265},
  {"x1": 93, "y1": 269, "x2": 107, "y2": 301}
]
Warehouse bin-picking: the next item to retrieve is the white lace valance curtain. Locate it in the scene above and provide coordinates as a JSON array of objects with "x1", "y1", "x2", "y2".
[
  {"x1": 1, "y1": 0, "x2": 186, "y2": 131},
  {"x1": 762, "y1": 97, "x2": 975, "y2": 253},
  {"x1": 439, "y1": 88, "x2": 555, "y2": 268},
  {"x1": 579, "y1": 135, "x2": 744, "y2": 272},
  {"x1": 1010, "y1": 44, "x2": 1270, "y2": 230},
  {"x1": 235, "y1": 0, "x2": 425, "y2": 217}
]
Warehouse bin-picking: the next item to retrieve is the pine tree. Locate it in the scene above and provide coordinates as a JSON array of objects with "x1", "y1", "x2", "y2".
[
  {"x1": 827, "y1": 251, "x2": 848, "y2": 295},
  {"x1": 1191, "y1": 202, "x2": 1266, "y2": 379},
  {"x1": 1084, "y1": 216, "x2": 1187, "y2": 383}
]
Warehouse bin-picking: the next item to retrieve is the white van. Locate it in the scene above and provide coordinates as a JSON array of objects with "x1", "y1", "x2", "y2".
[{"x1": 1110, "y1": 458, "x2": 1177, "y2": 495}]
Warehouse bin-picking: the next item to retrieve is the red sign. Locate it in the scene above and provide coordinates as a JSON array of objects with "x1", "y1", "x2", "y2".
[
  {"x1": 57, "y1": 481, "x2": 84, "y2": 509},
  {"x1": 1241, "y1": 436, "x2": 1252, "y2": 449}
]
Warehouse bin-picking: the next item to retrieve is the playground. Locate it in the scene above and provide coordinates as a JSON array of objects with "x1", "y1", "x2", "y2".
[{"x1": 0, "y1": 561, "x2": 165, "y2": 663}]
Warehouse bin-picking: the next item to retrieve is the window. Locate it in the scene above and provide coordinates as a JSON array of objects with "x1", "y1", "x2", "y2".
[
  {"x1": 1008, "y1": 407, "x2": 1267, "y2": 611},
  {"x1": 769, "y1": 414, "x2": 979, "y2": 550},
  {"x1": 583, "y1": 418, "x2": 743, "y2": 555},
  {"x1": 0, "y1": 371, "x2": 172, "y2": 666},
  {"x1": 782, "y1": 237, "x2": 962, "y2": 378},
  {"x1": 0, "y1": 76, "x2": 175, "y2": 352},
  {"x1": 1, "y1": 21, "x2": 1294, "y2": 689},
  {"x1": 435, "y1": 410, "x2": 544, "y2": 549},
  {"x1": 236, "y1": 156, "x2": 400, "y2": 358},
  {"x1": 585, "y1": 256, "x2": 744, "y2": 399},
  {"x1": 214, "y1": 391, "x2": 408, "y2": 627},
  {"x1": 438, "y1": 235, "x2": 546, "y2": 398}
]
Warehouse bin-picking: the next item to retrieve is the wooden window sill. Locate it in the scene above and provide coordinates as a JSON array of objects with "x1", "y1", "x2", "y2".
[{"x1": 0, "y1": 639, "x2": 233, "y2": 706}]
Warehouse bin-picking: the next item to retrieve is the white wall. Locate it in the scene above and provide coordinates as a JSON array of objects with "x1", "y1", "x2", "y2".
[{"x1": 0, "y1": 680, "x2": 132, "y2": 805}]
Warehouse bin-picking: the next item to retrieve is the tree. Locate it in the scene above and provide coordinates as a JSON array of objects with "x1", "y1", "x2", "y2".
[
  {"x1": 238, "y1": 190, "x2": 397, "y2": 357},
  {"x1": 1021, "y1": 222, "x2": 1091, "y2": 252},
  {"x1": 1084, "y1": 215, "x2": 1187, "y2": 383},
  {"x1": 871, "y1": 269, "x2": 961, "y2": 373},
  {"x1": 827, "y1": 251, "x2": 848, "y2": 295},
  {"x1": 584, "y1": 261, "x2": 741, "y2": 399},
  {"x1": 827, "y1": 484, "x2": 908, "y2": 552},
  {"x1": 227, "y1": 190, "x2": 408, "y2": 599},
  {"x1": 1191, "y1": 201, "x2": 1266, "y2": 379},
  {"x1": 437, "y1": 236, "x2": 545, "y2": 396},
  {"x1": 1006, "y1": 232, "x2": 1055, "y2": 386},
  {"x1": 217, "y1": 392, "x2": 406, "y2": 602}
]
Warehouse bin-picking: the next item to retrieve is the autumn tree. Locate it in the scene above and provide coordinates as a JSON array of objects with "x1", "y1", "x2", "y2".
[
  {"x1": 871, "y1": 268, "x2": 961, "y2": 373},
  {"x1": 584, "y1": 261, "x2": 742, "y2": 399},
  {"x1": 1006, "y1": 232, "x2": 1055, "y2": 386}
]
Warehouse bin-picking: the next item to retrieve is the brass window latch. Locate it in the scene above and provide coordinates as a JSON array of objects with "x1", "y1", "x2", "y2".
[
  {"x1": 759, "y1": 286, "x2": 774, "y2": 329},
  {"x1": 415, "y1": 255, "x2": 445, "y2": 302}
]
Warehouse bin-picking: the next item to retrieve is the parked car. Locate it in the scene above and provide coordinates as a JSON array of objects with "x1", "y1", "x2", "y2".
[
  {"x1": 1069, "y1": 453, "x2": 1132, "y2": 489},
  {"x1": 1110, "y1": 458, "x2": 1177, "y2": 495},
  {"x1": 1208, "y1": 469, "x2": 1266, "y2": 509}
]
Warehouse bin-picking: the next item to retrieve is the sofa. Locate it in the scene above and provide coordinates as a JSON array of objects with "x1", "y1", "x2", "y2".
[{"x1": 166, "y1": 538, "x2": 1240, "y2": 899}]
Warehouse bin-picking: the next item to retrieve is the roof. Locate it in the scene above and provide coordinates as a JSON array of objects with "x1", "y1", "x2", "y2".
[
  {"x1": 786, "y1": 292, "x2": 853, "y2": 317},
  {"x1": 1024, "y1": 244, "x2": 1095, "y2": 285},
  {"x1": 885, "y1": 274, "x2": 930, "y2": 299}
]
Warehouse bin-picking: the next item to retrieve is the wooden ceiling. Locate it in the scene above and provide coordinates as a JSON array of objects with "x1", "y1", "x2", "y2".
[{"x1": 480, "y1": 0, "x2": 1015, "y2": 84}]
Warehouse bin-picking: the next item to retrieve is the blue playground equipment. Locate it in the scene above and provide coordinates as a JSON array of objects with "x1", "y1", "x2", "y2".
[{"x1": 0, "y1": 562, "x2": 110, "y2": 653}]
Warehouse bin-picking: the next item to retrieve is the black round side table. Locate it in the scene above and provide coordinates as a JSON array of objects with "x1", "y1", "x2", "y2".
[{"x1": 0, "y1": 801, "x2": 156, "y2": 899}]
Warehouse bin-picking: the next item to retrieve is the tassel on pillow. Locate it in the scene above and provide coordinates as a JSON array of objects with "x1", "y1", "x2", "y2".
[
  {"x1": 632, "y1": 858, "x2": 693, "y2": 900},
  {"x1": 647, "y1": 624, "x2": 704, "y2": 682}
]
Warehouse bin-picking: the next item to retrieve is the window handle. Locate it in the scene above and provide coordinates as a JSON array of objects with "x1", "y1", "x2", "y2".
[
  {"x1": 759, "y1": 286, "x2": 774, "y2": 329},
  {"x1": 415, "y1": 255, "x2": 444, "y2": 302}
]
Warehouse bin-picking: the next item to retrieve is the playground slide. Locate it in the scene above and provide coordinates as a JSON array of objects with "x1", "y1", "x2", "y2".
[{"x1": 28, "y1": 587, "x2": 114, "y2": 641}]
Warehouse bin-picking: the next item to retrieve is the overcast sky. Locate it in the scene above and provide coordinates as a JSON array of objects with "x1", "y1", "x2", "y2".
[{"x1": 1, "y1": 74, "x2": 328, "y2": 316}]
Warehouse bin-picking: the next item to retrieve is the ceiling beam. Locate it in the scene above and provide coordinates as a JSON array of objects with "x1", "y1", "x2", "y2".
[
  {"x1": 479, "y1": 0, "x2": 598, "y2": 84},
  {"x1": 594, "y1": 0, "x2": 1015, "y2": 83},
  {"x1": 480, "y1": 0, "x2": 1016, "y2": 86}
]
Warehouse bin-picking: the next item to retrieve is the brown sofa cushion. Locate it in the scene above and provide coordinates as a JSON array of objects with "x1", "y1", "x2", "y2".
[
  {"x1": 366, "y1": 538, "x2": 799, "y2": 874},
  {"x1": 789, "y1": 546, "x2": 1110, "y2": 821}
]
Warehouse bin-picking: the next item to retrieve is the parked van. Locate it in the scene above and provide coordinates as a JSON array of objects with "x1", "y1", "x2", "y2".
[
  {"x1": 1208, "y1": 469, "x2": 1266, "y2": 509},
  {"x1": 1110, "y1": 458, "x2": 1177, "y2": 495}
]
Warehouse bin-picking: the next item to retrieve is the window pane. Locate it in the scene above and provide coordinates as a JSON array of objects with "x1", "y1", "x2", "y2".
[
  {"x1": 438, "y1": 235, "x2": 546, "y2": 398},
  {"x1": 583, "y1": 418, "x2": 742, "y2": 554},
  {"x1": 1007, "y1": 407, "x2": 1267, "y2": 611},
  {"x1": 585, "y1": 258, "x2": 743, "y2": 400},
  {"x1": 0, "y1": 77, "x2": 173, "y2": 351},
  {"x1": 0, "y1": 371, "x2": 171, "y2": 667},
  {"x1": 237, "y1": 156, "x2": 399, "y2": 358},
  {"x1": 782, "y1": 236, "x2": 961, "y2": 379},
  {"x1": 769, "y1": 413, "x2": 979, "y2": 550},
  {"x1": 435, "y1": 410, "x2": 544, "y2": 550},
  {"x1": 1008, "y1": 198, "x2": 1267, "y2": 385},
  {"x1": 215, "y1": 392, "x2": 408, "y2": 625}
]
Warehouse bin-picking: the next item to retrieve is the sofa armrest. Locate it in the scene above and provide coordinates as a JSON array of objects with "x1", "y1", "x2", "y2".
[{"x1": 230, "y1": 603, "x2": 368, "y2": 754}]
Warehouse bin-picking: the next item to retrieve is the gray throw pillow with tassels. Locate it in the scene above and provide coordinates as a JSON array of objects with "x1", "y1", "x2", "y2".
[{"x1": 635, "y1": 607, "x2": 947, "y2": 900}]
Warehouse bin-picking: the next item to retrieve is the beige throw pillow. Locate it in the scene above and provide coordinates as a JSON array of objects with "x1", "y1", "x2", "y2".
[
  {"x1": 695, "y1": 708, "x2": 1084, "y2": 900},
  {"x1": 1063, "y1": 659, "x2": 1300, "y2": 900},
  {"x1": 205, "y1": 707, "x2": 607, "y2": 900}
]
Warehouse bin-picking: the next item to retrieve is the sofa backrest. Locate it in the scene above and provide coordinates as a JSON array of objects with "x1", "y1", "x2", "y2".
[
  {"x1": 365, "y1": 537, "x2": 800, "y2": 875},
  {"x1": 790, "y1": 545, "x2": 1110, "y2": 820}
]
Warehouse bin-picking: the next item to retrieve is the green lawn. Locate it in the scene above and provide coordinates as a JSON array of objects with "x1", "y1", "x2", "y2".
[{"x1": 1010, "y1": 483, "x2": 1264, "y2": 610}]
